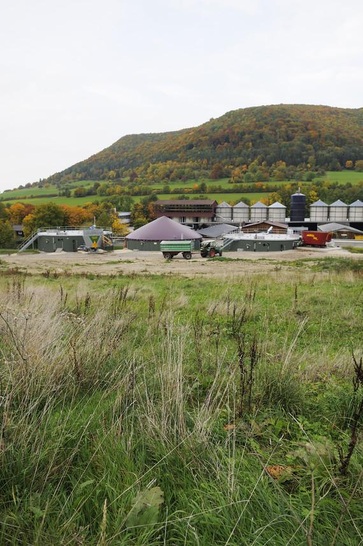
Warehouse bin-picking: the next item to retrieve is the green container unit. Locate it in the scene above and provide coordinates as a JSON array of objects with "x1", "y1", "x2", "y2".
[{"x1": 160, "y1": 240, "x2": 194, "y2": 259}]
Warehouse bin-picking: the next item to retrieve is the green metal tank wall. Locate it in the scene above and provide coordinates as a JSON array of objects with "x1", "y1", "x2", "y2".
[{"x1": 37, "y1": 235, "x2": 84, "y2": 252}]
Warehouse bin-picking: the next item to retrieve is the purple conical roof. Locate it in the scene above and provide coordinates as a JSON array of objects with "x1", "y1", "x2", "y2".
[{"x1": 126, "y1": 216, "x2": 202, "y2": 241}]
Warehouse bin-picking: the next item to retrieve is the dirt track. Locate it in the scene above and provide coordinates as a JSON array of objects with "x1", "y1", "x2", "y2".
[{"x1": 1, "y1": 246, "x2": 362, "y2": 278}]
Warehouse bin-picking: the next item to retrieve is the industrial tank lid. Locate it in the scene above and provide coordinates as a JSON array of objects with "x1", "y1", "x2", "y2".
[
  {"x1": 217, "y1": 201, "x2": 232, "y2": 207},
  {"x1": 234, "y1": 201, "x2": 249, "y2": 208},
  {"x1": 251, "y1": 201, "x2": 267, "y2": 208},
  {"x1": 330, "y1": 199, "x2": 347, "y2": 207},
  {"x1": 349, "y1": 199, "x2": 363, "y2": 207},
  {"x1": 269, "y1": 201, "x2": 286, "y2": 208},
  {"x1": 310, "y1": 199, "x2": 328, "y2": 206}
]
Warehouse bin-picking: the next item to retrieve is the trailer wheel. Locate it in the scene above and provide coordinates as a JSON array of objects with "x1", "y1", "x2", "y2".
[
  {"x1": 183, "y1": 252, "x2": 192, "y2": 260},
  {"x1": 163, "y1": 252, "x2": 173, "y2": 260}
]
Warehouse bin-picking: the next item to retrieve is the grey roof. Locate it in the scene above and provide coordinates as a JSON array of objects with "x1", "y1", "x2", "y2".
[
  {"x1": 269, "y1": 201, "x2": 286, "y2": 209},
  {"x1": 234, "y1": 201, "x2": 249, "y2": 208},
  {"x1": 318, "y1": 222, "x2": 363, "y2": 234},
  {"x1": 350, "y1": 200, "x2": 363, "y2": 207},
  {"x1": 330, "y1": 199, "x2": 347, "y2": 207},
  {"x1": 126, "y1": 216, "x2": 202, "y2": 241},
  {"x1": 251, "y1": 201, "x2": 267, "y2": 208},
  {"x1": 244, "y1": 220, "x2": 288, "y2": 229},
  {"x1": 197, "y1": 224, "x2": 237, "y2": 238},
  {"x1": 311, "y1": 199, "x2": 328, "y2": 207},
  {"x1": 155, "y1": 199, "x2": 216, "y2": 206},
  {"x1": 217, "y1": 201, "x2": 232, "y2": 208}
]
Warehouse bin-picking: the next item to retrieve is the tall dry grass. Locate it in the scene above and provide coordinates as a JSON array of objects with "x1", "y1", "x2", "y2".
[{"x1": 0, "y1": 272, "x2": 362, "y2": 545}]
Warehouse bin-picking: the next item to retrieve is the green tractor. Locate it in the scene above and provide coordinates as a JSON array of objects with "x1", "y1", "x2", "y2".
[{"x1": 200, "y1": 240, "x2": 223, "y2": 258}]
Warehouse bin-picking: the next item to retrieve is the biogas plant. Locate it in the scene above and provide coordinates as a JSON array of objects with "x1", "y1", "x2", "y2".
[
  {"x1": 125, "y1": 192, "x2": 363, "y2": 255},
  {"x1": 17, "y1": 192, "x2": 363, "y2": 254}
]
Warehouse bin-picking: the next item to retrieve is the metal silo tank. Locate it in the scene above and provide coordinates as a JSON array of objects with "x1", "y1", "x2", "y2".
[
  {"x1": 268, "y1": 202, "x2": 286, "y2": 222},
  {"x1": 216, "y1": 201, "x2": 232, "y2": 221},
  {"x1": 250, "y1": 201, "x2": 267, "y2": 221},
  {"x1": 310, "y1": 199, "x2": 329, "y2": 222},
  {"x1": 329, "y1": 200, "x2": 348, "y2": 222},
  {"x1": 348, "y1": 200, "x2": 363, "y2": 221},
  {"x1": 290, "y1": 191, "x2": 306, "y2": 221}
]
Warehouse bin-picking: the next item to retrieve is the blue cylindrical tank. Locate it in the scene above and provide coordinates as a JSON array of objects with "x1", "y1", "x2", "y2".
[{"x1": 290, "y1": 190, "x2": 306, "y2": 221}]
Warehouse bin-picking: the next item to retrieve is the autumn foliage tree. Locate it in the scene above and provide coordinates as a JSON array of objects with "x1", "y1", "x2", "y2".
[
  {"x1": 22, "y1": 203, "x2": 66, "y2": 236},
  {"x1": 7, "y1": 203, "x2": 35, "y2": 225}
]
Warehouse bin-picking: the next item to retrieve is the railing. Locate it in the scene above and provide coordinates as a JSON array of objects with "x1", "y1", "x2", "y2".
[
  {"x1": 17, "y1": 231, "x2": 39, "y2": 252},
  {"x1": 17, "y1": 226, "x2": 113, "y2": 253},
  {"x1": 220, "y1": 238, "x2": 235, "y2": 251}
]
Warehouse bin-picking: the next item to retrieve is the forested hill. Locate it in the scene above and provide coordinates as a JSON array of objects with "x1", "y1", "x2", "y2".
[{"x1": 47, "y1": 104, "x2": 363, "y2": 184}]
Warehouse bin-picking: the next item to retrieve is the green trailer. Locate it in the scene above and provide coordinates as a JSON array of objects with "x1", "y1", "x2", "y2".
[{"x1": 160, "y1": 240, "x2": 194, "y2": 260}]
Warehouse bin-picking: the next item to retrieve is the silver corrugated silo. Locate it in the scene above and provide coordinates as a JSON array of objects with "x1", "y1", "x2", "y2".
[
  {"x1": 268, "y1": 202, "x2": 286, "y2": 222},
  {"x1": 310, "y1": 199, "x2": 329, "y2": 222},
  {"x1": 329, "y1": 199, "x2": 348, "y2": 222},
  {"x1": 348, "y1": 200, "x2": 363, "y2": 221},
  {"x1": 216, "y1": 201, "x2": 232, "y2": 221},
  {"x1": 250, "y1": 201, "x2": 268, "y2": 221},
  {"x1": 232, "y1": 201, "x2": 250, "y2": 223}
]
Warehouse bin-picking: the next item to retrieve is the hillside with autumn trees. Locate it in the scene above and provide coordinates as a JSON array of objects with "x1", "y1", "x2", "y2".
[{"x1": 44, "y1": 104, "x2": 363, "y2": 185}]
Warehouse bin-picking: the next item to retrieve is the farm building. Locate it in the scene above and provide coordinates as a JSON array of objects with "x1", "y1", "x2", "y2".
[
  {"x1": 125, "y1": 216, "x2": 202, "y2": 251},
  {"x1": 153, "y1": 200, "x2": 217, "y2": 227},
  {"x1": 242, "y1": 220, "x2": 289, "y2": 234},
  {"x1": 197, "y1": 224, "x2": 238, "y2": 238},
  {"x1": 317, "y1": 223, "x2": 363, "y2": 239},
  {"x1": 18, "y1": 227, "x2": 113, "y2": 253}
]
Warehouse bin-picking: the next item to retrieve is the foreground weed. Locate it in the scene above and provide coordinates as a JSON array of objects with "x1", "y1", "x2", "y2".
[{"x1": 339, "y1": 352, "x2": 363, "y2": 475}]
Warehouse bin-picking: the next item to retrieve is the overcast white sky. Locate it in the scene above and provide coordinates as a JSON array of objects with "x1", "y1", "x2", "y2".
[{"x1": 1, "y1": 0, "x2": 362, "y2": 192}]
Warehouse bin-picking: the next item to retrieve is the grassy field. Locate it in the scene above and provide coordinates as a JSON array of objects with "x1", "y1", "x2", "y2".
[
  {"x1": 1, "y1": 171, "x2": 362, "y2": 207},
  {"x1": 155, "y1": 192, "x2": 265, "y2": 204},
  {"x1": 315, "y1": 171, "x2": 363, "y2": 185},
  {"x1": 0, "y1": 261, "x2": 362, "y2": 545}
]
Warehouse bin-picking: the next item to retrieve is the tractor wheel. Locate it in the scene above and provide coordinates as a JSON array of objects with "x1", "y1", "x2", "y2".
[
  {"x1": 183, "y1": 252, "x2": 192, "y2": 260},
  {"x1": 208, "y1": 248, "x2": 216, "y2": 258}
]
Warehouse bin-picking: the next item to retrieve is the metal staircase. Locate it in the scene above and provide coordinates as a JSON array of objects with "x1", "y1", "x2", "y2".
[
  {"x1": 17, "y1": 231, "x2": 39, "y2": 252},
  {"x1": 219, "y1": 237, "x2": 235, "y2": 251}
]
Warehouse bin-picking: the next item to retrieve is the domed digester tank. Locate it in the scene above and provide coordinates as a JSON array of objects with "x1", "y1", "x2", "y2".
[{"x1": 290, "y1": 190, "x2": 306, "y2": 222}]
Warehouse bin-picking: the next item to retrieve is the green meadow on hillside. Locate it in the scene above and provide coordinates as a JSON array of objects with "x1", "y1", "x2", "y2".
[
  {"x1": 1, "y1": 171, "x2": 362, "y2": 207},
  {"x1": 0, "y1": 261, "x2": 362, "y2": 545}
]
